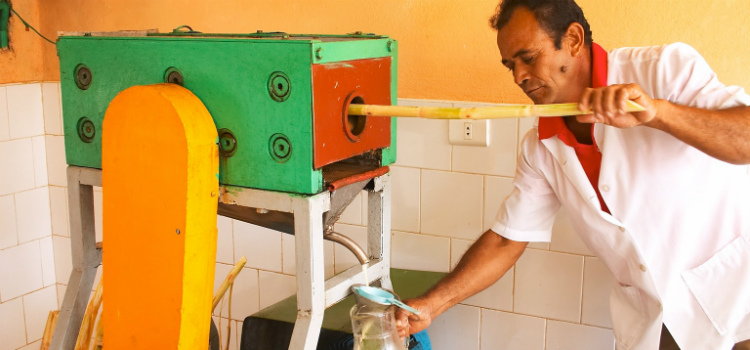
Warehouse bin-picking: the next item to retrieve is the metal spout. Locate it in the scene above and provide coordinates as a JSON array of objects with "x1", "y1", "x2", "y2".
[{"x1": 324, "y1": 227, "x2": 369, "y2": 265}]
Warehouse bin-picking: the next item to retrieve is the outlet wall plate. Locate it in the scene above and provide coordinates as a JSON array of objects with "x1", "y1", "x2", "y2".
[{"x1": 448, "y1": 119, "x2": 490, "y2": 147}]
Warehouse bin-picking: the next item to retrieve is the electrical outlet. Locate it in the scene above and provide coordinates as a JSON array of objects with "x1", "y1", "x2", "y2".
[{"x1": 449, "y1": 119, "x2": 490, "y2": 147}]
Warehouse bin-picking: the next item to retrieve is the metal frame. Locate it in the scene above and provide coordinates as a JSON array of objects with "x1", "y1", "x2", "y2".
[{"x1": 51, "y1": 166, "x2": 393, "y2": 350}]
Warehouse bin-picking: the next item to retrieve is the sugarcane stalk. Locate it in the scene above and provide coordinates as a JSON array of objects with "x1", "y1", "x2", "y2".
[
  {"x1": 75, "y1": 278, "x2": 103, "y2": 350},
  {"x1": 348, "y1": 100, "x2": 645, "y2": 119},
  {"x1": 40, "y1": 311, "x2": 59, "y2": 350},
  {"x1": 212, "y1": 256, "x2": 247, "y2": 312}
]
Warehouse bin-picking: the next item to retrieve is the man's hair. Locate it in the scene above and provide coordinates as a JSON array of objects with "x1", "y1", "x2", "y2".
[{"x1": 490, "y1": 0, "x2": 593, "y2": 49}]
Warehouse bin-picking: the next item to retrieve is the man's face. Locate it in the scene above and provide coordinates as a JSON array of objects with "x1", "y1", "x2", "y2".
[{"x1": 497, "y1": 7, "x2": 579, "y2": 104}]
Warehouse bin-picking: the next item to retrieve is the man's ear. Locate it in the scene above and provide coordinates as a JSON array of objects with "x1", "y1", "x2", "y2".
[{"x1": 563, "y1": 22, "x2": 585, "y2": 57}]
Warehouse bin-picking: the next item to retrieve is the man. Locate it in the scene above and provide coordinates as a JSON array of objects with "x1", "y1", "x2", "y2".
[{"x1": 395, "y1": 1, "x2": 750, "y2": 349}]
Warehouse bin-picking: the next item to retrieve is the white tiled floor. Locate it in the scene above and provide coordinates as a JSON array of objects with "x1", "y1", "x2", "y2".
[
  {"x1": 22, "y1": 285, "x2": 58, "y2": 343},
  {"x1": 0, "y1": 297, "x2": 27, "y2": 350},
  {"x1": 6, "y1": 83, "x2": 44, "y2": 140},
  {"x1": 420, "y1": 169, "x2": 483, "y2": 240},
  {"x1": 0, "y1": 240, "x2": 43, "y2": 301},
  {"x1": 514, "y1": 248, "x2": 584, "y2": 323},
  {"x1": 545, "y1": 320, "x2": 614, "y2": 350},
  {"x1": 480, "y1": 309, "x2": 546, "y2": 350},
  {"x1": 391, "y1": 230, "x2": 450, "y2": 272},
  {"x1": 427, "y1": 304, "x2": 480, "y2": 350}
]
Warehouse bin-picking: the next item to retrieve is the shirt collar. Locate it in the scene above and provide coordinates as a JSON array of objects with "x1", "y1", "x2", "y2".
[{"x1": 538, "y1": 42, "x2": 608, "y2": 141}]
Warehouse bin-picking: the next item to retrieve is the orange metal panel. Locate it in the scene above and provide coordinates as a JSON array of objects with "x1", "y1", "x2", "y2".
[
  {"x1": 312, "y1": 58, "x2": 391, "y2": 169},
  {"x1": 102, "y1": 84, "x2": 218, "y2": 350}
]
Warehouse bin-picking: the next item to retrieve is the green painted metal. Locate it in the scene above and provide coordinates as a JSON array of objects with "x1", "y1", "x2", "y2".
[
  {"x1": 58, "y1": 34, "x2": 397, "y2": 195},
  {"x1": 0, "y1": 1, "x2": 9, "y2": 49}
]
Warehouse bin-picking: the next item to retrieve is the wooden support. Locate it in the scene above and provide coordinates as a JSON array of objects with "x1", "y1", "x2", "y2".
[
  {"x1": 348, "y1": 100, "x2": 645, "y2": 119},
  {"x1": 102, "y1": 84, "x2": 219, "y2": 350}
]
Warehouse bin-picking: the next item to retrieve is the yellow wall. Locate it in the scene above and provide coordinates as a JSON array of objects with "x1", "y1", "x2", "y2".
[
  {"x1": 0, "y1": 0, "x2": 44, "y2": 83},
  {"x1": 4, "y1": 0, "x2": 750, "y2": 103}
]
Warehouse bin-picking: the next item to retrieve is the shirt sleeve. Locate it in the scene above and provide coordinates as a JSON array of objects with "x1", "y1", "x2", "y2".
[
  {"x1": 491, "y1": 130, "x2": 561, "y2": 242},
  {"x1": 653, "y1": 43, "x2": 750, "y2": 109}
]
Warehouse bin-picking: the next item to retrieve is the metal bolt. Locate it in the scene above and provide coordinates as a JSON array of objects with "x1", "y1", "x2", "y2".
[
  {"x1": 386, "y1": 40, "x2": 393, "y2": 52},
  {"x1": 315, "y1": 47, "x2": 323, "y2": 60},
  {"x1": 176, "y1": 229, "x2": 181, "y2": 235}
]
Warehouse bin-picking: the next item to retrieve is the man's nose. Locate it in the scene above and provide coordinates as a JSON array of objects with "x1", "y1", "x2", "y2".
[{"x1": 513, "y1": 66, "x2": 529, "y2": 86}]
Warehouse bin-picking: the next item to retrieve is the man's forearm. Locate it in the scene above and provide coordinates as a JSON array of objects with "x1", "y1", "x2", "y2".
[
  {"x1": 648, "y1": 101, "x2": 750, "y2": 164},
  {"x1": 421, "y1": 230, "x2": 527, "y2": 317}
]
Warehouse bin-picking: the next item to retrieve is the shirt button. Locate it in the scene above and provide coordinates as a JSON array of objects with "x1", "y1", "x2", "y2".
[
  {"x1": 601, "y1": 185, "x2": 610, "y2": 192},
  {"x1": 639, "y1": 264, "x2": 647, "y2": 272}
]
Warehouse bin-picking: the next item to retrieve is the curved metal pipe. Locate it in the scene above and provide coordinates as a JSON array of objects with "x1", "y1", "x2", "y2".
[{"x1": 325, "y1": 230, "x2": 370, "y2": 265}]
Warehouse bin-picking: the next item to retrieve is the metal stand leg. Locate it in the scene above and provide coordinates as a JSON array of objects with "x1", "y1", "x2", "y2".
[
  {"x1": 368, "y1": 174, "x2": 392, "y2": 291},
  {"x1": 50, "y1": 166, "x2": 102, "y2": 350},
  {"x1": 288, "y1": 194, "x2": 328, "y2": 350}
]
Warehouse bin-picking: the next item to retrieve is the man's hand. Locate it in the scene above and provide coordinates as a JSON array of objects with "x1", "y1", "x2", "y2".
[
  {"x1": 395, "y1": 297, "x2": 434, "y2": 338},
  {"x1": 577, "y1": 83, "x2": 660, "y2": 128}
]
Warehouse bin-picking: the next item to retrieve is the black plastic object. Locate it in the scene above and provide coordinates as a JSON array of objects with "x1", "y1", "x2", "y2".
[{"x1": 239, "y1": 316, "x2": 431, "y2": 350}]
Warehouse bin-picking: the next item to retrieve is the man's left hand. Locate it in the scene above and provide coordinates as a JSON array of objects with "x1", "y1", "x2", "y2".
[{"x1": 577, "y1": 83, "x2": 659, "y2": 128}]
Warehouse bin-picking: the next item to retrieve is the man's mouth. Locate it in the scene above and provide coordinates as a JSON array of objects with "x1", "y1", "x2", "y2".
[{"x1": 525, "y1": 86, "x2": 542, "y2": 95}]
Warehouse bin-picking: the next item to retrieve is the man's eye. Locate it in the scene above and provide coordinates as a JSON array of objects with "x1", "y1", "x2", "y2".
[{"x1": 522, "y1": 56, "x2": 534, "y2": 64}]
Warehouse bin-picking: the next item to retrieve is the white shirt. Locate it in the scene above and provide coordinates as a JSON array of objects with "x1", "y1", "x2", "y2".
[{"x1": 492, "y1": 43, "x2": 750, "y2": 350}]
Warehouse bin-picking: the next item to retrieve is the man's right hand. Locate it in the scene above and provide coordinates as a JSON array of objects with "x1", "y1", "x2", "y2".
[{"x1": 395, "y1": 297, "x2": 434, "y2": 338}]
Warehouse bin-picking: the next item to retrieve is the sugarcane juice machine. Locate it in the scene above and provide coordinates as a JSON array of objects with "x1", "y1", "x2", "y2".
[{"x1": 51, "y1": 29, "x2": 399, "y2": 350}]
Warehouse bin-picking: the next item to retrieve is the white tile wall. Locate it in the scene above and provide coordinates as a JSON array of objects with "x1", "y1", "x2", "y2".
[
  {"x1": 483, "y1": 175, "x2": 515, "y2": 232},
  {"x1": 15, "y1": 187, "x2": 52, "y2": 243},
  {"x1": 0, "y1": 194, "x2": 18, "y2": 249},
  {"x1": 0, "y1": 297, "x2": 27, "y2": 350},
  {"x1": 216, "y1": 216, "x2": 234, "y2": 265},
  {"x1": 258, "y1": 270, "x2": 296, "y2": 310},
  {"x1": 0, "y1": 240, "x2": 43, "y2": 301},
  {"x1": 427, "y1": 304, "x2": 480, "y2": 350},
  {"x1": 452, "y1": 116, "x2": 518, "y2": 177},
  {"x1": 0, "y1": 86, "x2": 9, "y2": 141},
  {"x1": 0, "y1": 138, "x2": 35, "y2": 196},
  {"x1": 391, "y1": 231, "x2": 450, "y2": 273},
  {"x1": 39, "y1": 237, "x2": 56, "y2": 287},
  {"x1": 49, "y1": 186, "x2": 68, "y2": 237},
  {"x1": 6, "y1": 84, "x2": 45, "y2": 139},
  {"x1": 395, "y1": 99, "x2": 452, "y2": 171},
  {"x1": 228, "y1": 267, "x2": 260, "y2": 320},
  {"x1": 391, "y1": 166, "x2": 420, "y2": 233},
  {"x1": 44, "y1": 135, "x2": 66, "y2": 187},
  {"x1": 582, "y1": 257, "x2": 614, "y2": 328},
  {"x1": 93, "y1": 187, "x2": 102, "y2": 242},
  {"x1": 22, "y1": 285, "x2": 58, "y2": 343},
  {"x1": 421, "y1": 170, "x2": 483, "y2": 240},
  {"x1": 281, "y1": 234, "x2": 335, "y2": 279},
  {"x1": 514, "y1": 249, "x2": 584, "y2": 323},
  {"x1": 31, "y1": 136, "x2": 48, "y2": 188},
  {"x1": 16, "y1": 340, "x2": 42, "y2": 350},
  {"x1": 211, "y1": 317, "x2": 239, "y2": 350},
  {"x1": 41, "y1": 83, "x2": 62, "y2": 136},
  {"x1": 234, "y1": 221, "x2": 282, "y2": 273},
  {"x1": 545, "y1": 320, "x2": 615, "y2": 350},
  {"x1": 52, "y1": 236, "x2": 72, "y2": 285},
  {"x1": 451, "y1": 238, "x2": 514, "y2": 311},
  {"x1": 331, "y1": 223, "x2": 367, "y2": 274},
  {"x1": 480, "y1": 309, "x2": 546, "y2": 350}
]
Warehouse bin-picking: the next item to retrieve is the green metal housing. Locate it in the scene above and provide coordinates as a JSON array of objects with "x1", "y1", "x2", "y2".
[{"x1": 57, "y1": 33, "x2": 398, "y2": 194}]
